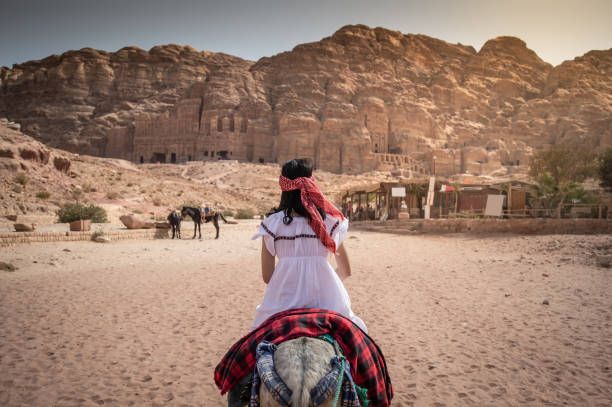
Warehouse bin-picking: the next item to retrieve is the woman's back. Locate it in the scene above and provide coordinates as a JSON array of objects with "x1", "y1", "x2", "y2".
[
  {"x1": 260, "y1": 211, "x2": 342, "y2": 259},
  {"x1": 252, "y1": 211, "x2": 367, "y2": 332}
]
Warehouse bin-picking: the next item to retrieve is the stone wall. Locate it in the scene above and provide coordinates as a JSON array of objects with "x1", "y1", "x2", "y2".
[
  {"x1": 0, "y1": 229, "x2": 169, "y2": 247},
  {"x1": 353, "y1": 219, "x2": 612, "y2": 235}
]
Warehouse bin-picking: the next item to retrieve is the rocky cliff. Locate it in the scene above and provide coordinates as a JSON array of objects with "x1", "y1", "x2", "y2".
[
  {"x1": 1, "y1": 25, "x2": 610, "y2": 175},
  {"x1": 0, "y1": 45, "x2": 252, "y2": 155}
]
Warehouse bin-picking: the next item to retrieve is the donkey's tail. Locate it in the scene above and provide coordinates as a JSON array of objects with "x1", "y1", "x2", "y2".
[{"x1": 219, "y1": 213, "x2": 229, "y2": 223}]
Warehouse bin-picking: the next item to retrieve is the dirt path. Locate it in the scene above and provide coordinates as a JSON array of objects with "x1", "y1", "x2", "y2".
[{"x1": 1, "y1": 225, "x2": 611, "y2": 406}]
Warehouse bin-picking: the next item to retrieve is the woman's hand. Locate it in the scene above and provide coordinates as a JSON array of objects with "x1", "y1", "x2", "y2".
[{"x1": 334, "y1": 243, "x2": 351, "y2": 281}]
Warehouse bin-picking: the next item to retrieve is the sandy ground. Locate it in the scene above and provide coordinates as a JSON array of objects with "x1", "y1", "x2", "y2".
[{"x1": 1, "y1": 221, "x2": 611, "y2": 406}]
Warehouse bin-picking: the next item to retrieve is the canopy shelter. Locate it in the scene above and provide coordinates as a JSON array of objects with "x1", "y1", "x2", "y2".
[
  {"x1": 342, "y1": 178, "x2": 611, "y2": 220},
  {"x1": 341, "y1": 183, "x2": 385, "y2": 221},
  {"x1": 437, "y1": 180, "x2": 532, "y2": 217},
  {"x1": 342, "y1": 179, "x2": 534, "y2": 220},
  {"x1": 342, "y1": 180, "x2": 430, "y2": 221},
  {"x1": 491, "y1": 181, "x2": 531, "y2": 217}
]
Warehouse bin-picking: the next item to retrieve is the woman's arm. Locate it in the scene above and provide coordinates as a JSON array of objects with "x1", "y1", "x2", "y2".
[
  {"x1": 261, "y1": 239, "x2": 275, "y2": 283},
  {"x1": 334, "y1": 243, "x2": 352, "y2": 281}
]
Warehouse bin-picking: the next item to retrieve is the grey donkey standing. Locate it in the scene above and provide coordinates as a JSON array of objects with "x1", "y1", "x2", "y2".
[{"x1": 228, "y1": 337, "x2": 338, "y2": 407}]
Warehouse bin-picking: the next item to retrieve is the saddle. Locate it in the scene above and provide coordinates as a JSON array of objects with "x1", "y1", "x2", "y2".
[
  {"x1": 199, "y1": 207, "x2": 216, "y2": 221},
  {"x1": 215, "y1": 308, "x2": 393, "y2": 407}
]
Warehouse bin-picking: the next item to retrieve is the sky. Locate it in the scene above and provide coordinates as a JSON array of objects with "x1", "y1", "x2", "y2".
[{"x1": 1, "y1": 0, "x2": 611, "y2": 68}]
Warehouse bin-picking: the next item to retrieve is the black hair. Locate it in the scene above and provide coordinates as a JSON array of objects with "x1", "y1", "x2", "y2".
[{"x1": 267, "y1": 158, "x2": 326, "y2": 224}]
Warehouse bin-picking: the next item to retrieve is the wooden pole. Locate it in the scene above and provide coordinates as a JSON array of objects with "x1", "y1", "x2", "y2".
[
  {"x1": 507, "y1": 183, "x2": 512, "y2": 218},
  {"x1": 454, "y1": 186, "x2": 458, "y2": 216},
  {"x1": 387, "y1": 188, "x2": 391, "y2": 220}
]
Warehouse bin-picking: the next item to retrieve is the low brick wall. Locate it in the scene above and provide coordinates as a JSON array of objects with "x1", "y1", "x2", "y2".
[
  {"x1": 0, "y1": 228, "x2": 169, "y2": 246},
  {"x1": 353, "y1": 218, "x2": 612, "y2": 235}
]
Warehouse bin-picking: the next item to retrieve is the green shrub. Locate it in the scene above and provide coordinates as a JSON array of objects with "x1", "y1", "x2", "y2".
[
  {"x1": 57, "y1": 203, "x2": 108, "y2": 223},
  {"x1": 12, "y1": 185, "x2": 22, "y2": 193},
  {"x1": 36, "y1": 190, "x2": 51, "y2": 200},
  {"x1": 222, "y1": 210, "x2": 235, "y2": 217},
  {"x1": 235, "y1": 208, "x2": 255, "y2": 219},
  {"x1": 14, "y1": 173, "x2": 28, "y2": 186}
]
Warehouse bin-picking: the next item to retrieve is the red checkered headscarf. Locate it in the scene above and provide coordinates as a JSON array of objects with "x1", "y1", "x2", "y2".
[{"x1": 279, "y1": 175, "x2": 344, "y2": 253}]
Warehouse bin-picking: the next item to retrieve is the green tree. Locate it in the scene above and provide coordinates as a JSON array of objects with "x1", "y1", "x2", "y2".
[
  {"x1": 529, "y1": 144, "x2": 597, "y2": 218},
  {"x1": 599, "y1": 148, "x2": 612, "y2": 192}
]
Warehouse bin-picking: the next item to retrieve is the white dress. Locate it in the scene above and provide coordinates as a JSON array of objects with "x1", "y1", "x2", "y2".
[{"x1": 251, "y1": 211, "x2": 367, "y2": 333}]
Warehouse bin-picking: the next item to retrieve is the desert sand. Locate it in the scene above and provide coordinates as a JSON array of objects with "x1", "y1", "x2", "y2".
[{"x1": 1, "y1": 222, "x2": 611, "y2": 406}]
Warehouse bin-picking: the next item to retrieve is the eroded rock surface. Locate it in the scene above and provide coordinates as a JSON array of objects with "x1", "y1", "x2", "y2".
[
  {"x1": 1, "y1": 25, "x2": 610, "y2": 175},
  {"x1": 0, "y1": 46, "x2": 251, "y2": 155}
]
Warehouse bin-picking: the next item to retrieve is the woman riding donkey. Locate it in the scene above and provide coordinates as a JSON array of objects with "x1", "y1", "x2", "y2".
[
  {"x1": 216, "y1": 158, "x2": 392, "y2": 407},
  {"x1": 251, "y1": 157, "x2": 366, "y2": 332}
]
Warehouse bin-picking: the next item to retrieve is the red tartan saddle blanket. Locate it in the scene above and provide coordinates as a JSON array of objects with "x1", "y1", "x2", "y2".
[{"x1": 214, "y1": 308, "x2": 393, "y2": 407}]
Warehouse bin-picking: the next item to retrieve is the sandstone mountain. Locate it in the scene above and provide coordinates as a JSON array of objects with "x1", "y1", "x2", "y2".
[
  {"x1": 0, "y1": 45, "x2": 250, "y2": 153},
  {"x1": 1, "y1": 25, "x2": 610, "y2": 176}
]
